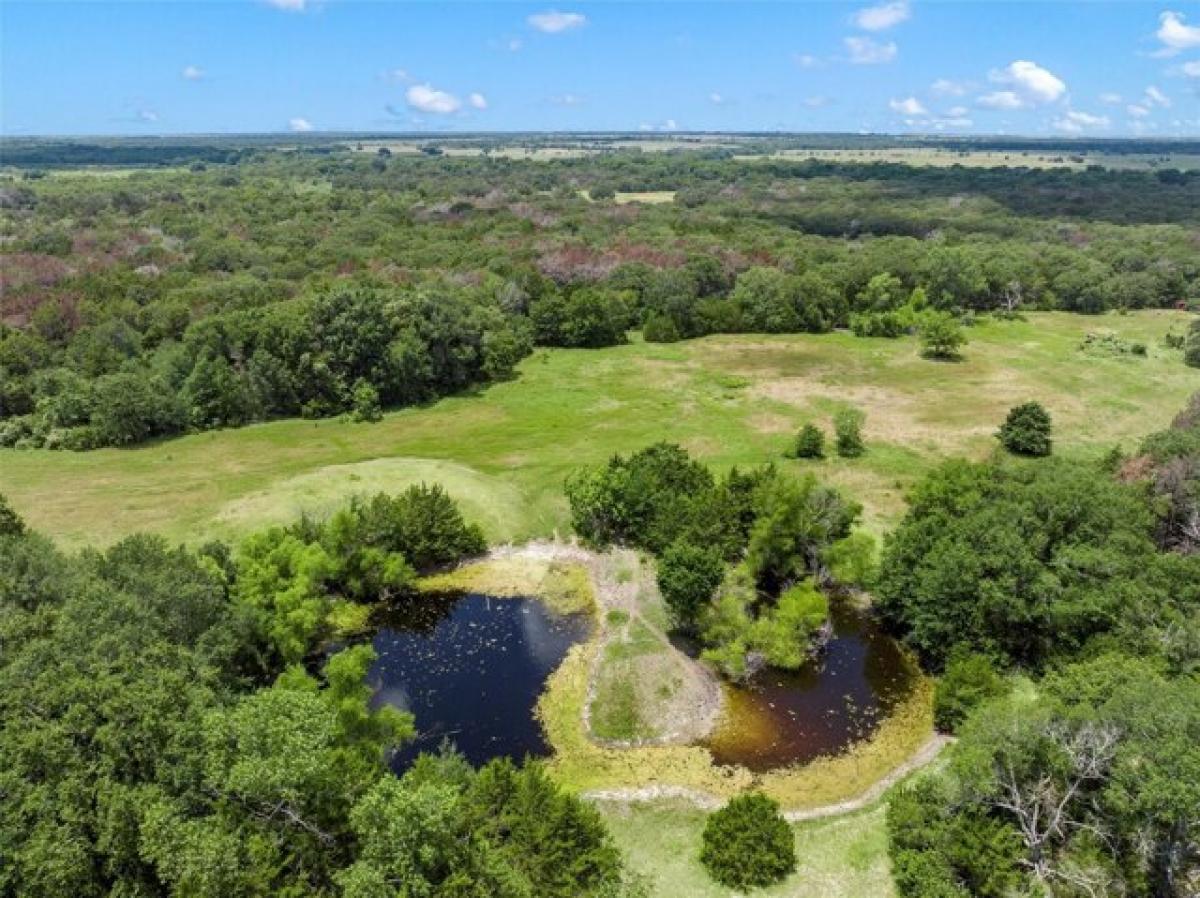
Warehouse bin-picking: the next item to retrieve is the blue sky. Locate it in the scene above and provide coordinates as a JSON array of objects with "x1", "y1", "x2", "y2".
[{"x1": 2, "y1": 1, "x2": 1198, "y2": 137}]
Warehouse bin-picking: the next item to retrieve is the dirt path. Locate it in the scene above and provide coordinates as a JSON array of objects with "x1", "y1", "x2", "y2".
[
  {"x1": 584, "y1": 549, "x2": 723, "y2": 746},
  {"x1": 582, "y1": 734, "x2": 953, "y2": 820}
]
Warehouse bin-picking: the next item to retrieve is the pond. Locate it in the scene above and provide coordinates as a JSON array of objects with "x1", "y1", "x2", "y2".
[
  {"x1": 367, "y1": 592, "x2": 590, "y2": 771},
  {"x1": 366, "y1": 591, "x2": 917, "y2": 775},
  {"x1": 703, "y1": 599, "x2": 920, "y2": 771}
]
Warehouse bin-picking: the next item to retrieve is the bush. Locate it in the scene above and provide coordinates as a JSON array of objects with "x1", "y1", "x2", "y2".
[
  {"x1": 642, "y1": 313, "x2": 681, "y2": 344},
  {"x1": 0, "y1": 493, "x2": 25, "y2": 537},
  {"x1": 933, "y1": 653, "x2": 1006, "y2": 732},
  {"x1": 656, "y1": 540, "x2": 725, "y2": 630},
  {"x1": 350, "y1": 379, "x2": 383, "y2": 423},
  {"x1": 1185, "y1": 319, "x2": 1200, "y2": 368},
  {"x1": 700, "y1": 793, "x2": 796, "y2": 889},
  {"x1": 325, "y1": 485, "x2": 486, "y2": 575},
  {"x1": 565, "y1": 443, "x2": 715, "y2": 552},
  {"x1": 997, "y1": 401, "x2": 1052, "y2": 456},
  {"x1": 834, "y1": 407, "x2": 866, "y2": 458},
  {"x1": 918, "y1": 311, "x2": 966, "y2": 359},
  {"x1": 794, "y1": 423, "x2": 825, "y2": 459}
]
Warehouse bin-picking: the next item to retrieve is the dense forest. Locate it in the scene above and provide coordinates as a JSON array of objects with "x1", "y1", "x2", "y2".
[
  {"x1": 0, "y1": 484, "x2": 646, "y2": 898},
  {"x1": 3, "y1": 144, "x2": 1199, "y2": 448},
  {"x1": 884, "y1": 394, "x2": 1200, "y2": 898}
]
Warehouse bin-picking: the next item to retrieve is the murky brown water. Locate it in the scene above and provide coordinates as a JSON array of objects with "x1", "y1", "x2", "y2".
[{"x1": 703, "y1": 600, "x2": 920, "y2": 771}]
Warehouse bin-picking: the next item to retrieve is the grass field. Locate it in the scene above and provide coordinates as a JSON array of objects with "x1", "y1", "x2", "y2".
[
  {"x1": 1, "y1": 311, "x2": 1194, "y2": 550},
  {"x1": 738, "y1": 147, "x2": 1200, "y2": 171},
  {"x1": 596, "y1": 798, "x2": 895, "y2": 898}
]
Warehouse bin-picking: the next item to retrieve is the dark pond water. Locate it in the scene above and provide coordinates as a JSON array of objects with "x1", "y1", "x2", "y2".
[
  {"x1": 703, "y1": 600, "x2": 919, "y2": 772},
  {"x1": 367, "y1": 593, "x2": 590, "y2": 771}
]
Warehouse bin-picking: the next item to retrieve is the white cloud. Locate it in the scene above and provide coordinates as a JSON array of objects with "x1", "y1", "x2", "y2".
[
  {"x1": 264, "y1": 0, "x2": 306, "y2": 11},
  {"x1": 1099, "y1": 92, "x2": 1123, "y2": 105},
  {"x1": 138, "y1": 109, "x2": 159, "y2": 123},
  {"x1": 977, "y1": 90, "x2": 1025, "y2": 110},
  {"x1": 550, "y1": 93, "x2": 584, "y2": 106},
  {"x1": 1183, "y1": 60, "x2": 1200, "y2": 77},
  {"x1": 639, "y1": 119, "x2": 679, "y2": 132},
  {"x1": 844, "y1": 36, "x2": 897, "y2": 64},
  {"x1": 1053, "y1": 109, "x2": 1110, "y2": 132},
  {"x1": 508, "y1": 38, "x2": 523, "y2": 51},
  {"x1": 989, "y1": 60, "x2": 1066, "y2": 104},
  {"x1": 931, "y1": 78, "x2": 968, "y2": 97},
  {"x1": 468, "y1": 92, "x2": 488, "y2": 110},
  {"x1": 947, "y1": 105, "x2": 968, "y2": 117},
  {"x1": 381, "y1": 68, "x2": 411, "y2": 84},
  {"x1": 793, "y1": 53, "x2": 821, "y2": 68},
  {"x1": 1145, "y1": 85, "x2": 1171, "y2": 107},
  {"x1": 406, "y1": 83, "x2": 462, "y2": 114},
  {"x1": 709, "y1": 92, "x2": 726, "y2": 105},
  {"x1": 1127, "y1": 104, "x2": 1151, "y2": 118},
  {"x1": 803, "y1": 95, "x2": 832, "y2": 108},
  {"x1": 937, "y1": 116, "x2": 973, "y2": 129},
  {"x1": 852, "y1": 0, "x2": 910, "y2": 31},
  {"x1": 289, "y1": 117, "x2": 313, "y2": 132},
  {"x1": 889, "y1": 96, "x2": 927, "y2": 116},
  {"x1": 1155, "y1": 11, "x2": 1200, "y2": 57},
  {"x1": 181, "y1": 65, "x2": 205, "y2": 81},
  {"x1": 528, "y1": 10, "x2": 587, "y2": 33}
]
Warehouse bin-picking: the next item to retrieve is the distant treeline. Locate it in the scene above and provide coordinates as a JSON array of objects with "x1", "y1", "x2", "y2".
[{"x1": 0, "y1": 141, "x2": 248, "y2": 167}]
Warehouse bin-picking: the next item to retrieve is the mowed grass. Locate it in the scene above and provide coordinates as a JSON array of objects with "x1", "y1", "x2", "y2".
[
  {"x1": 1, "y1": 311, "x2": 1194, "y2": 549},
  {"x1": 595, "y1": 799, "x2": 895, "y2": 898}
]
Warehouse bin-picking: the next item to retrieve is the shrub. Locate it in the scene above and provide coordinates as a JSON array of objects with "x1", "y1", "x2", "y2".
[
  {"x1": 834, "y1": 407, "x2": 866, "y2": 458},
  {"x1": 325, "y1": 485, "x2": 486, "y2": 575},
  {"x1": 1185, "y1": 319, "x2": 1200, "y2": 368},
  {"x1": 918, "y1": 311, "x2": 967, "y2": 359},
  {"x1": 565, "y1": 443, "x2": 715, "y2": 552},
  {"x1": 350, "y1": 379, "x2": 383, "y2": 423},
  {"x1": 642, "y1": 313, "x2": 681, "y2": 344},
  {"x1": 933, "y1": 653, "x2": 1005, "y2": 732},
  {"x1": 749, "y1": 581, "x2": 829, "y2": 669},
  {"x1": 656, "y1": 540, "x2": 725, "y2": 630},
  {"x1": 997, "y1": 401, "x2": 1052, "y2": 456},
  {"x1": 0, "y1": 493, "x2": 25, "y2": 537},
  {"x1": 700, "y1": 793, "x2": 796, "y2": 889},
  {"x1": 794, "y1": 423, "x2": 825, "y2": 459}
]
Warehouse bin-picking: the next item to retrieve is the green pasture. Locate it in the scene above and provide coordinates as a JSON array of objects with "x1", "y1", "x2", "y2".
[{"x1": 1, "y1": 311, "x2": 1193, "y2": 549}]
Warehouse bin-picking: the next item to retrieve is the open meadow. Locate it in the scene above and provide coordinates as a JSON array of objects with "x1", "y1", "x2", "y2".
[
  {"x1": 1, "y1": 310, "x2": 1192, "y2": 550},
  {"x1": 597, "y1": 798, "x2": 896, "y2": 898}
]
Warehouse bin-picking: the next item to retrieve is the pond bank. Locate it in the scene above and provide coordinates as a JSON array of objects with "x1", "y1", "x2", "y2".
[{"x1": 419, "y1": 541, "x2": 937, "y2": 812}]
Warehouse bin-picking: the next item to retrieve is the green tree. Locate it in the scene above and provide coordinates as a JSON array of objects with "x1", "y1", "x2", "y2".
[
  {"x1": 834, "y1": 407, "x2": 866, "y2": 458},
  {"x1": 877, "y1": 458, "x2": 1161, "y2": 667},
  {"x1": 997, "y1": 401, "x2": 1052, "y2": 456},
  {"x1": 700, "y1": 793, "x2": 796, "y2": 889},
  {"x1": 918, "y1": 311, "x2": 967, "y2": 359},
  {"x1": 350, "y1": 378, "x2": 383, "y2": 423},
  {"x1": 181, "y1": 352, "x2": 255, "y2": 429},
  {"x1": 642, "y1": 312, "x2": 681, "y2": 344},
  {"x1": 656, "y1": 540, "x2": 725, "y2": 630},
  {"x1": 933, "y1": 653, "x2": 1005, "y2": 732},
  {"x1": 794, "y1": 423, "x2": 825, "y2": 459},
  {"x1": 0, "y1": 492, "x2": 25, "y2": 537},
  {"x1": 1184, "y1": 319, "x2": 1200, "y2": 368},
  {"x1": 745, "y1": 474, "x2": 859, "y2": 591}
]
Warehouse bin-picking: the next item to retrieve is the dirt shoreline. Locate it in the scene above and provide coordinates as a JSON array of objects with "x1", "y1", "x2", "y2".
[{"x1": 582, "y1": 734, "x2": 953, "y2": 821}]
